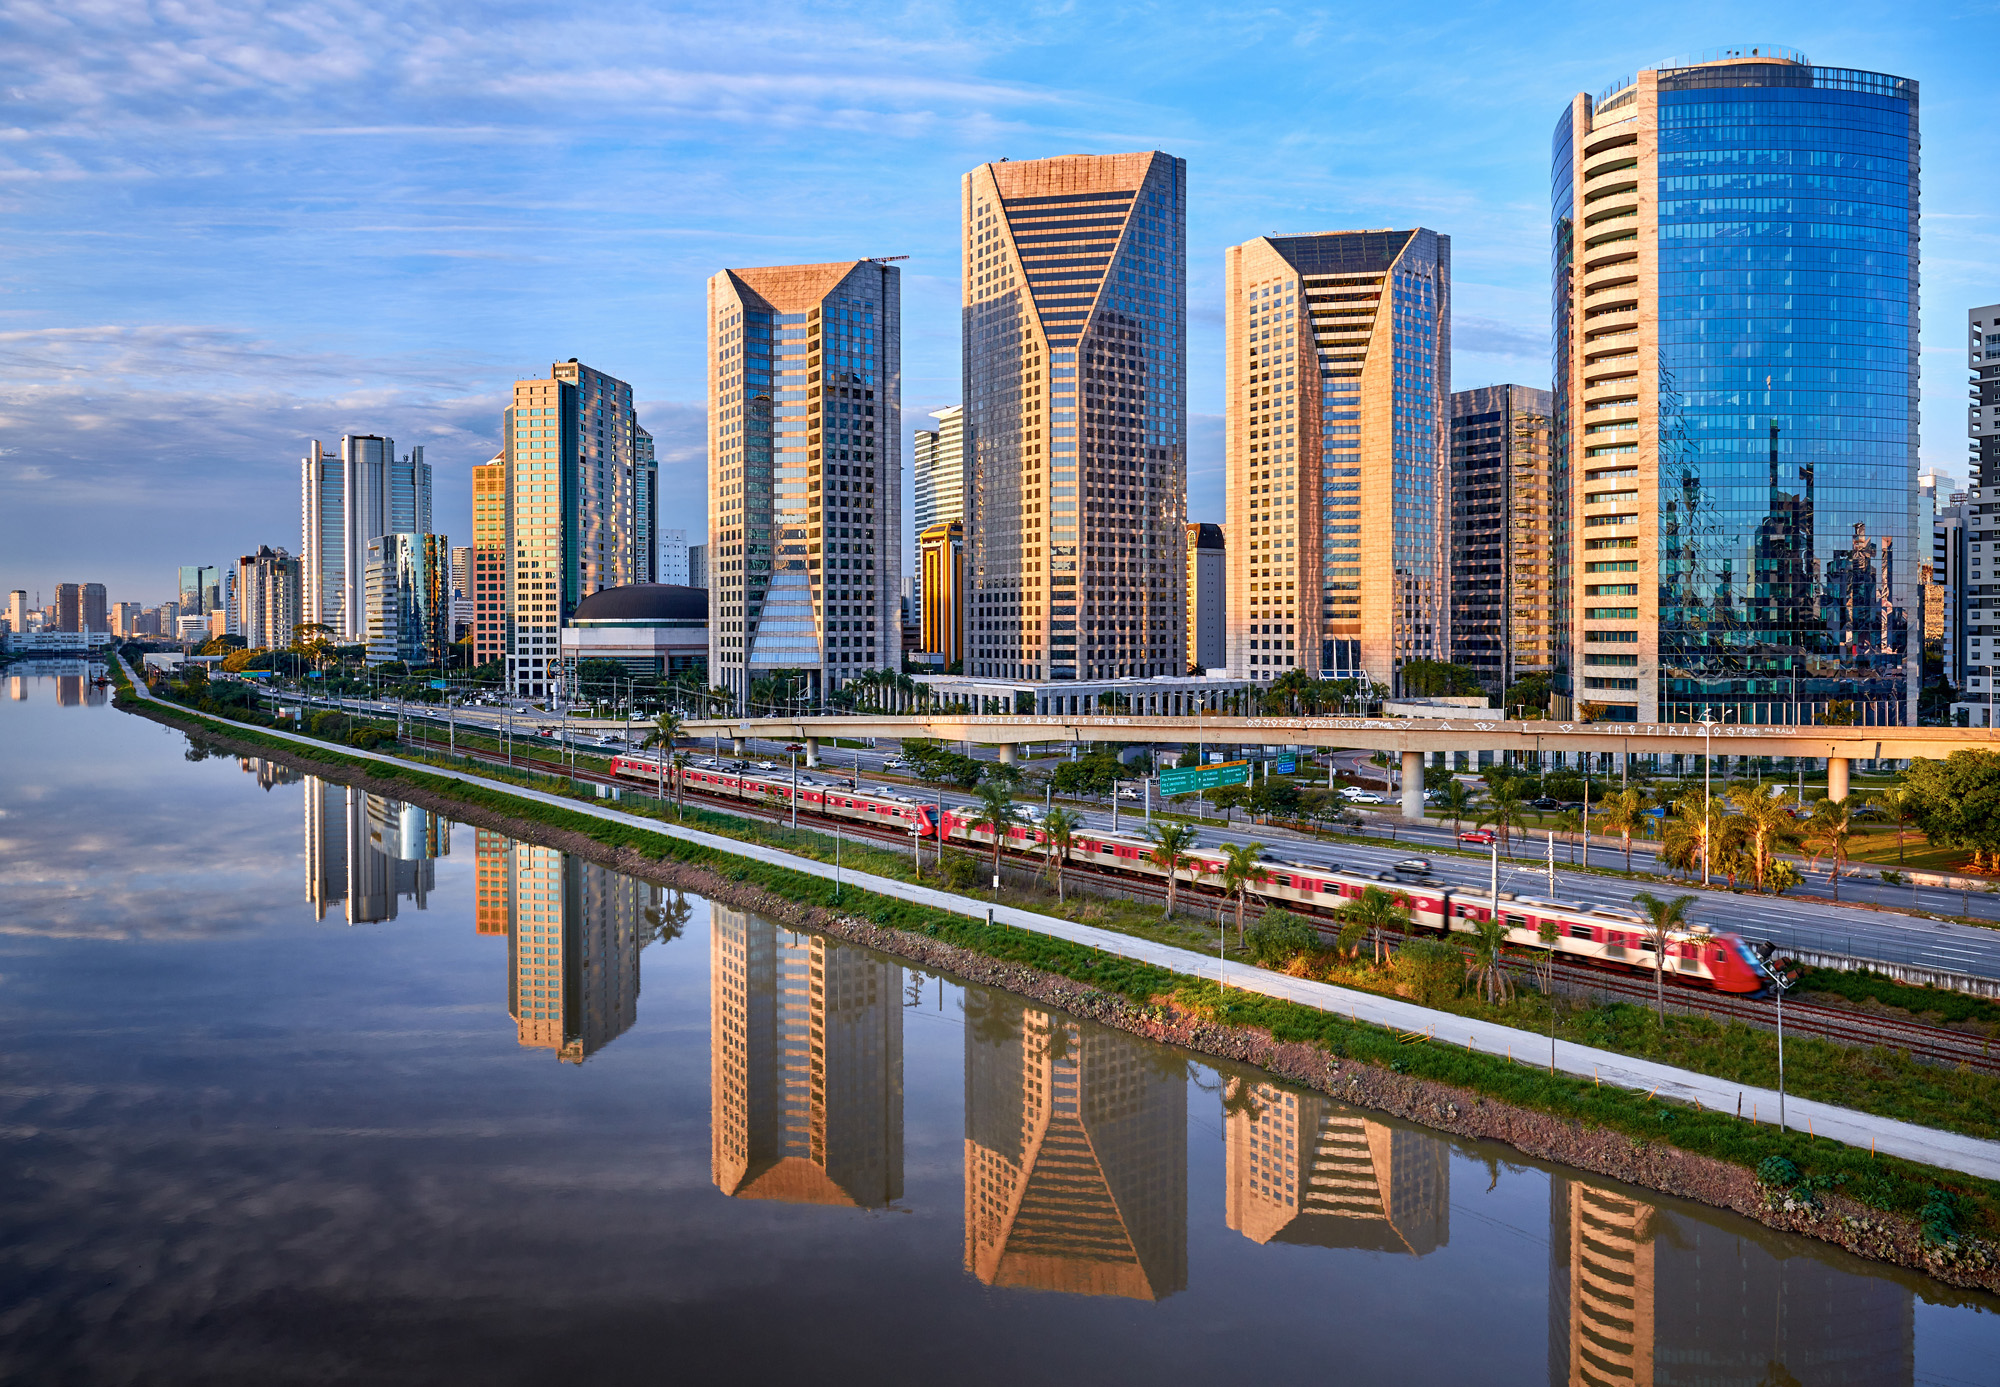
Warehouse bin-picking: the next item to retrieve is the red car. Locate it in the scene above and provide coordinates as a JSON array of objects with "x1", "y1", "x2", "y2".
[{"x1": 1458, "y1": 829, "x2": 1496, "y2": 845}]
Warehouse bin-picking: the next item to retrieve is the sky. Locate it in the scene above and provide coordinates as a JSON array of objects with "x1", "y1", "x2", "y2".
[{"x1": 1, "y1": 0, "x2": 1995, "y2": 606}]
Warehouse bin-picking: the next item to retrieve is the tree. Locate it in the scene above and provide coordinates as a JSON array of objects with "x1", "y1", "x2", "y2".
[
  {"x1": 1504, "y1": 673, "x2": 1553, "y2": 716},
  {"x1": 1596, "y1": 787, "x2": 1653, "y2": 873},
  {"x1": 1244, "y1": 908, "x2": 1318, "y2": 966},
  {"x1": 1398, "y1": 659, "x2": 1485, "y2": 698},
  {"x1": 1040, "y1": 807, "x2": 1082, "y2": 903},
  {"x1": 1630, "y1": 890, "x2": 1697, "y2": 1022},
  {"x1": 1872, "y1": 785, "x2": 1919, "y2": 865},
  {"x1": 1802, "y1": 798, "x2": 1855, "y2": 901},
  {"x1": 1464, "y1": 913, "x2": 1514, "y2": 1004},
  {"x1": 1822, "y1": 699, "x2": 1859, "y2": 726},
  {"x1": 1339, "y1": 885, "x2": 1412, "y2": 966},
  {"x1": 1552, "y1": 809, "x2": 1583, "y2": 864},
  {"x1": 1478, "y1": 780, "x2": 1531, "y2": 855},
  {"x1": 640, "y1": 711, "x2": 685, "y2": 813},
  {"x1": 1902, "y1": 751, "x2": 2000, "y2": 863},
  {"x1": 1144, "y1": 822, "x2": 1202, "y2": 920},
  {"x1": 1436, "y1": 779, "x2": 1477, "y2": 841},
  {"x1": 1216, "y1": 841, "x2": 1268, "y2": 945},
  {"x1": 1729, "y1": 783, "x2": 1801, "y2": 894},
  {"x1": 966, "y1": 783, "x2": 1023, "y2": 892},
  {"x1": 198, "y1": 634, "x2": 247, "y2": 656}
]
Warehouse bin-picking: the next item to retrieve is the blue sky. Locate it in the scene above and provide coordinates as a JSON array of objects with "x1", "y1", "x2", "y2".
[{"x1": 2, "y1": 0, "x2": 1993, "y2": 605}]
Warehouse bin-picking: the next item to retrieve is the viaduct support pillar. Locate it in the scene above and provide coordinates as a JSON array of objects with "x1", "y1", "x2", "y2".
[
  {"x1": 804, "y1": 737, "x2": 821, "y2": 767},
  {"x1": 998, "y1": 743, "x2": 1019, "y2": 766},
  {"x1": 1828, "y1": 755, "x2": 1850, "y2": 802},
  {"x1": 1401, "y1": 750, "x2": 1424, "y2": 821}
]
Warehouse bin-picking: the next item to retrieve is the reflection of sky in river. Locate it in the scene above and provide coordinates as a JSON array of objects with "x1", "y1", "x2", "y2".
[{"x1": 0, "y1": 677, "x2": 1992, "y2": 1384}]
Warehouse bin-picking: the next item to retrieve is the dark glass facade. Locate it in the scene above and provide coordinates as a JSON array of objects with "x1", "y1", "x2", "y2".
[{"x1": 1653, "y1": 67, "x2": 1919, "y2": 723}]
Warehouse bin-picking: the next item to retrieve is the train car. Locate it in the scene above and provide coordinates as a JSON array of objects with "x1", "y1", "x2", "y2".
[{"x1": 608, "y1": 755, "x2": 940, "y2": 837}]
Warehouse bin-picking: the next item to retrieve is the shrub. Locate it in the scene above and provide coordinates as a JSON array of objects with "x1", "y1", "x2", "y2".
[
  {"x1": 1757, "y1": 1155, "x2": 1802, "y2": 1189},
  {"x1": 1244, "y1": 907, "x2": 1318, "y2": 965},
  {"x1": 1393, "y1": 937, "x2": 1463, "y2": 1006}
]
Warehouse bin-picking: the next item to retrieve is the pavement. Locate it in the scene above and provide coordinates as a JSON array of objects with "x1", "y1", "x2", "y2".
[{"x1": 139, "y1": 665, "x2": 2000, "y2": 1184}]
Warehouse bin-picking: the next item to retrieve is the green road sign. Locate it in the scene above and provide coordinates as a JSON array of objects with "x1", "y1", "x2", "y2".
[{"x1": 1158, "y1": 760, "x2": 1250, "y2": 796}]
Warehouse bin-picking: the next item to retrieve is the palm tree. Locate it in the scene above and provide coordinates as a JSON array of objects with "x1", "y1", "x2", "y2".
[
  {"x1": 1464, "y1": 914, "x2": 1514, "y2": 1004},
  {"x1": 1552, "y1": 809, "x2": 1584, "y2": 865},
  {"x1": 1216, "y1": 841, "x2": 1269, "y2": 945},
  {"x1": 1873, "y1": 785, "x2": 1918, "y2": 865},
  {"x1": 1478, "y1": 780, "x2": 1530, "y2": 856},
  {"x1": 1144, "y1": 822, "x2": 1202, "y2": 920},
  {"x1": 640, "y1": 710, "x2": 685, "y2": 807},
  {"x1": 1802, "y1": 798, "x2": 1856, "y2": 902},
  {"x1": 1729, "y1": 783, "x2": 1800, "y2": 894},
  {"x1": 1596, "y1": 787, "x2": 1653, "y2": 874},
  {"x1": 1339, "y1": 884, "x2": 1412, "y2": 966},
  {"x1": 1040, "y1": 806, "x2": 1082, "y2": 903},
  {"x1": 1436, "y1": 779, "x2": 1477, "y2": 841},
  {"x1": 966, "y1": 783, "x2": 1024, "y2": 892},
  {"x1": 1631, "y1": 890, "x2": 1696, "y2": 1022}
]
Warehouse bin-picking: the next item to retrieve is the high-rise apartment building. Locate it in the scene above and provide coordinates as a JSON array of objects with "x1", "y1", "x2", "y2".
[
  {"x1": 5, "y1": 591, "x2": 25, "y2": 634},
  {"x1": 1972, "y1": 304, "x2": 1999, "y2": 486},
  {"x1": 52, "y1": 583, "x2": 107, "y2": 634},
  {"x1": 363, "y1": 533, "x2": 453, "y2": 667},
  {"x1": 110, "y1": 602, "x2": 143, "y2": 637},
  {"x1": 500, "y1": 362, "x2": 646, "y2": 698},
  {"x1": 1554, "y1": 50, "x2": 1919, "y2": 724},
  {"x1": 918, "y1": 520, "x2": 964, "y2": 666},
  {"x1": 298, "y1": 436, "x2": 432, "y2": 641},
  {"x1": 710, "y1": 905, "x2": 903, "y2": 1206},
  {"x1": 706, "y1": 260, "x2": 902, "y2": 706},
  {"x1": 471, "y1": 452, "x2": 506, "y2": 669},
  {"x1": 634, "y1": 423, "x2": 659, "y2": 584},
  {"x1": 1185, "y1": 522, "x2": 1224, "y2": 672},
  {"x1": 913, "y1": 404, "x2": 967, "y2": 535},
  {"x1": 1225, "y1": 231, "x2": 1450, "y2": 688},
  {"x1": 1449, "y1": 385, "x2": 1554, "y2": 698},
  {"x1": 961, "y1": 152, "x2": 1188, "y2": 682},
  {"x1": 686, "y1": 543, "x2": 707, "y2": 590},
  {"x1": 235, "y1": 545, "x2": 302, "y2": 650},
  {"x1": 657, "y1": 529, "x2": 690, "y2": 586}
]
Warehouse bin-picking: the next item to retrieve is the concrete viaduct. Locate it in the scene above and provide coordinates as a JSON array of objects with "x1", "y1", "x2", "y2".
[{"x1": 678, "y1": 713, "x2": 2000, "y2": 820}]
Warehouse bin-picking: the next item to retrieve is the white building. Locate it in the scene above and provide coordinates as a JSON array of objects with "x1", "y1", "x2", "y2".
[
  {"x1": 657, "y1": 529, "x2": 690, "y2": 586},
  {"x1": 299, "y1": 435, "x2": 432, "y2": 641}
]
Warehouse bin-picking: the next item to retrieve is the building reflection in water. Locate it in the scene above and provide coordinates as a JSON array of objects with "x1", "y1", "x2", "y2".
[
  {"x1": 1548, "y1": 1176, "x2": 1914, "y2": 1386},
  {"x1": 1223, "y1": 1077, "x2": 1447, "y2": 1256},
  {"x1": 963, "y1": 995, "x2": 1187, "y2": 1300},
  {"x1": 237, "y1": 756, "x2": 305, "y2": 791},
  {"x1": 710, "y1": 906, "x2": 903, "y2": 1207},
  {"x1": 303, "y1": 776, "x2": 445, "y2": 924},
  {"x1": 503, "y1": 838, "x2": 657, "y2": 1063},
  {"x1": 474, "y1": 829, "x2": 511, "y2": 936}
]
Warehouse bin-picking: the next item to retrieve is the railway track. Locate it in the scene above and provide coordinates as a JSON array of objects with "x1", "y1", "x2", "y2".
[{"x1": 396, "y1": 740, "x2": 2000, "y2": 1076}]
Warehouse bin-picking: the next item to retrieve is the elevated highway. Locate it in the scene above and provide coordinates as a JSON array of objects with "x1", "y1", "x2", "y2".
[{"x1": 681, "y1": 713, "x2": 1999, "y2": 819}]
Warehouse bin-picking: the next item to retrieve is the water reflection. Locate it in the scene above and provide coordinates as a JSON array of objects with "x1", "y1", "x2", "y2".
[
  {"x1": 498, "y1": 837, "x2": 659, "y2": 1062},
  {"x1": 5, "y1": 659, "x2": 108, "y2": 705},
  {"x1": 303, "y1": 775, "x2": 446, "y2": 923},
  {"x1": 1548, "y1": 1176, "x2": 1914, "y2": 1386},
  {"x1": 236, "y1": 756, "x2": 305, "y2": 791},
  {"x1": 963, "y1": 995, "x2": 1188, "y2": 1300},
  {"x1": 1224, "y1": 1077, "x2": 1448, "y2": 1256},
  {"x1": 710, "y1": 905, "x2": 904, "y2": 1206}
]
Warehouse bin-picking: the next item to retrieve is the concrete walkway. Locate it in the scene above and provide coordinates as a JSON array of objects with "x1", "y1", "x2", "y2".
[{"x1": 126, "y1": 662, "x2": 2000, "y2": 1183}]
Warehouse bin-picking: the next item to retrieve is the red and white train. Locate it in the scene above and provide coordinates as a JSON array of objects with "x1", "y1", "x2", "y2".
[{"x1": 609, "y1": 754, "x2": 1771, "y2": 995}]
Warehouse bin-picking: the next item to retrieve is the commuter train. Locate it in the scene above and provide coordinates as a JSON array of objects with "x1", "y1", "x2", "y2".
[{"x1": 607, "y1": 754, "x2": 1770, "y2": 995}]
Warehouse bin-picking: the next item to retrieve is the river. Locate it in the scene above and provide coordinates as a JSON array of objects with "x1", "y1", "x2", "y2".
[{"x1": 1, "y1": 671, "x2": 1995, "y2": 1385}]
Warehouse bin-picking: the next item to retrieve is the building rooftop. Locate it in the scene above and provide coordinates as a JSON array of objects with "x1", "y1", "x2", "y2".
[{"x1": 571, "y1": 584, "x2": 707, "y2": 624}]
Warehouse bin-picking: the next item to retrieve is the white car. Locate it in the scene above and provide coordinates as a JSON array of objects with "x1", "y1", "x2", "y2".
[{"x1": 1342, "y1": 788, "x2": 1385, "y2": 805}]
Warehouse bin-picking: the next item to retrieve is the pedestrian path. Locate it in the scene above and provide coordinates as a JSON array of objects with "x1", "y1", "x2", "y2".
[{"x1": 123, "y1": 662, "x2": 2000, "y2": 1183}]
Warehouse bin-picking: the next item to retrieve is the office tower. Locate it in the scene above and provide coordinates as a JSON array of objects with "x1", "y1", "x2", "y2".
[
  {"x1": 364, "y1": 533, "x2": 450, "y2": 666},
  {"x1": 297, "y1": 436, "x2": 432, "y2": 641},
  {"x1": 707, "y1": 260, "x2": 903, "y2": 707},
  {"x1": 176, "y1": 564, "x2": 221, "y2": 616},
  {"x1": 501, "y1": 362, "x2": 645, "y2": 698},
  {"x1": 918, "y1": 520, "x2": 965, "y2": 665},
  {"x1": 686, "y1": 542, "x2": 707, "y2": 590},
  {"x1": 961, "y1": 152, "x2": 1187, "y2": 682},
  {"x1": 1225, "y1": 230, "x2": 1450, "y2": 688},
  {"x1": 710, "y1": 905, "x2": 903, "y2": 1206},
  {"x1": 1223, "y1": 1079, "x2": 1447, "y2": 1254},
  {"x1": 963, "y1": 996, "x2": 1185, "y2": 1299},
  {"x1": 303, "y1": 778, "x2": 439, "y2": 924},
  {"x1": 471, "y1": 452, "x2": 506, "y2": 669},
  {"x1": 634, "y1": 423, "x2": 659, "y2": 583},
  {"x1": 1973, "y1": 305, "x2": 1999, "y2": 486},
  {"x1": 503, "y1": 840, "x2": 654, "y2": 1061},
  {"x1": 1185, "y1": 522, "x2": 1224, "y2": 671},
  {"x1": 53, "y1": 583, "x2": 83, "y2": 632},
  {"x1": 1554, "y1": 51, "x2": 1919, "y2": 725},
  {"x1": 657, "y1": 528, "x2": 690, "y2": 586},
  {"x1": 5, "y1": 591, "x2": 24, "y2": 634},
  {"x1": 235, "y1": 545, "x2": 302, "y2": 650},
  {"x1": 1547, "y1": 1176, "x2": 1912, "y2": 1386},
  {"x1": 448, "y1": 543, "x2": 473, "y2": 644},
  {"x1": 300, "y1": 440, "x2": 343, "y2": 631},
  {"x1": 80, "y1": 582, "x2": 107, "y2": 633},
  {"x1": 913, "y1": 404, "x2": 967, "y2": 535},
  {"x1": 1450, "y1": 385, "x2": 1555, "y2": 698},
  {"x1": 110, "y1": 602, "x2": 142, "y2": 637}
]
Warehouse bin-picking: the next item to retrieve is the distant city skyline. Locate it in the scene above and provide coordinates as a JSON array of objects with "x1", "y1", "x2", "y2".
[{"x1": 4, "y1": 4, "x2": 1990, "y2": 602}]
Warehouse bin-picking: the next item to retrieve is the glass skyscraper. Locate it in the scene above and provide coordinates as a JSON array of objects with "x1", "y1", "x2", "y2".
[{"x1": 1553, "y1": 48, "x2": 1919, "y2": 725}]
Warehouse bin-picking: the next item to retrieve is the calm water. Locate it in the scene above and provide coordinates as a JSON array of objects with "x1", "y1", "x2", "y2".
[{"x1": 2, "y1": 674, "x2": 1996, "y2": 1386}]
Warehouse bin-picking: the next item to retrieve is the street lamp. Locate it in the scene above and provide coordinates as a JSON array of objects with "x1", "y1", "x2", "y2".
[
  {"x1": 1698, "y1": 710, "x2": 1719, "y2": 885},
  {"x1": 1749, "y1": 944, "x2": 1795, "y2": 1131}
]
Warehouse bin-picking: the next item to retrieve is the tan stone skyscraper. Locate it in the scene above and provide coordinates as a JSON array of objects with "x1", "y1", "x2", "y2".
[
  {"x1": 706, "y1": 261, "x2": 902, "y2": 710},
  {"x1": 1224, "y1": 231, "x2": 1449, "y2": 690},
  {"x1": 960, "y1": 152, "x2": 1187, "y2": 682}
]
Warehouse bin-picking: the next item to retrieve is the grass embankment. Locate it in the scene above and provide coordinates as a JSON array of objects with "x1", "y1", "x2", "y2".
[{"x1": 115, "y1": 676, "x2": 2000, "y2": 1250}]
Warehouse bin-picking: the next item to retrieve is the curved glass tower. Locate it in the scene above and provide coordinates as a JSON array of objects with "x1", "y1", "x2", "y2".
[{"x1": 1552, "y1": 48, "x2": 1919, "y2": 725}]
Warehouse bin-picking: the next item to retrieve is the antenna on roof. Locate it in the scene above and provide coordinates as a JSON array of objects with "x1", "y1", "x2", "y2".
[{"x1": 871, "y1": 255, "x2": 910, "y2": 263}]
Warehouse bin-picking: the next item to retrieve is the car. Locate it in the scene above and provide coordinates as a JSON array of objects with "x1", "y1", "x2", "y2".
[
  {"x1": 1459, "y1": 829, "x2": 1497, "y2": 845},
  {"x1": 756, "y1": 761, "x2": 777, "y2": 771},
  {"x1": 1116, "y1": 785, "x2": 1142, "y2": 800},
  {"x1": 1344, "y1": 790, "x2": 1385, "y2": 805},
  {"x1": 882, "y1": 755, "x2": 909, "y2": 768},
  {"x1": 1391, "y1": 857, "x2": 1432, "y2": 875},
  {"x1": 1530, "y1": 796, "x2": 1562, "y2": 810}
]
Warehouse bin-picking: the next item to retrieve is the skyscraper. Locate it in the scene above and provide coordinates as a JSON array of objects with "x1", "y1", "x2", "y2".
[
  {"x1": 1450, "y1": 385, "x2": 1555, "y2": 698},
  {"x1": 235, "y1": 545, "x2": 302, "y2": 650},
  {"x1": 1971, "y1": 304, "x2": 1998, "y2": 487},
  {"x1": 1553, "y1": 49, "x2": 1919, "y2": 725},
  {"x1": 1225, "y1": 230, "x2": 1450, "y2": 689},
  {"x1": 501, "y1": 362, "x2": 646, "y2": 698},
  {"x1": 5, "y1": 591, "x2": 25, "y2": 634},
  {"x1": 710, "y1": 906, "x2": 903, "y2": 1207},
  {"x1": 449, "y1": 543, "x2": 473, "y2": 645},
  {"x1": 472, "y1": 451, "x2": 506, "y2": 669},
  {"x1": 53, "y1": 583, "x2": 106, "y2": 633},
  {"x1": 657, "y1": 528, "x2": 690, "y2": 586},
  {"x1": 918, "y1": 520, "x2": 964, "y2": 666},
  {"x1": 634, "y1": 423, "x2": 659, "y2": 584},
  {"x1": 913, "y1": 404, "x2": 967, "y2": 536},
  {"x1": 961, "y1": 152, "x2": 1187, "y2": 682},
  {"x1": 1185, "y1": 522, "x2": 1225, "y2": 671},
  {"x1": 176, "y1": 564, "x2": 221, "y2": 617},
  {"x1": 687, "y1": 543, "x2": 707, "y2": 590},
  {"x1": 706, "y1": 260, "x2": 903, "y2": 707},
  {"x1": 298, "y1": 436, "x2": 432, "y2": 641}
]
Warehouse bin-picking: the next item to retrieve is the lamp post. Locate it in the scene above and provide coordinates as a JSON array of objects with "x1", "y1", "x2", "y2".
[
  {"x1": 1750, "y1": 947, "x2": 1795, "y2": 1131},
  {"x1": 1698, "y1": 710, "x2": 1718, "y2": 885}
]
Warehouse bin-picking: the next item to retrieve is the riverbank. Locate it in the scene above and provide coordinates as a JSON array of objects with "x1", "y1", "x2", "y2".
[{"x1": 114, "y1": 673, "x2": 2000, "y2": 1293}]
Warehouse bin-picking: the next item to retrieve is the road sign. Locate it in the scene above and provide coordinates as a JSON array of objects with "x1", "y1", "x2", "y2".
[
  {"x1": 429, "y1": 680, "x2": 450, "y2": 690},
  {"x1": 1273, "y1": 757, "x2": 1297, "y2": 775},
  {"x1": 1158, "y1": 760, "x2": 1251, "y2": 796}
]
